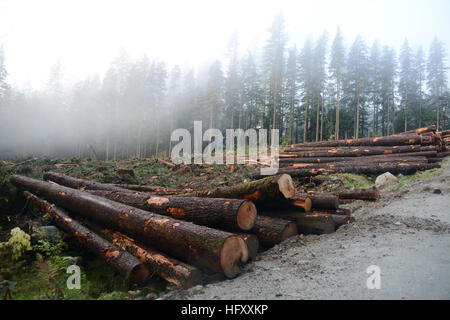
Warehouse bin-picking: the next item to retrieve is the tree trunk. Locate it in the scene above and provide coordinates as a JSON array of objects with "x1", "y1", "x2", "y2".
[
  {"x1": 336, "y1": 187, "x2": 380, "y2": 201},
  {"x1": 294, "y1": 193, "x2": 339, "y2": 210},
  {"x1": 23, "y1": 191, "x2": 150, "y2": 284},
  {"x1": 251, "y1": 216, "x2": 297, "y2": 246},
  {"x1": 268, "y1": 162, "x2": 440, "y2": 178},
  {"x1": 80, "y1": 219, "x2": 202, "y2": 288},
  {"x1": 43, "y1": 172, "x2": 132, "y2": 192},
  {"x1": 11, "y1": 176, "x2": 247, "y2": 278},
  {"x1": 289, "y1": 134, "x2": 432, "y2": 148},
  {"x1": 197, "y1": 174, "x2": 295, "y2": 206},
  {"x1": 284, "y1": 145, "x2": 435, "y2": 158},
  {"x1": 86, "y1": 190, "x2": 257, "y2": 231}
]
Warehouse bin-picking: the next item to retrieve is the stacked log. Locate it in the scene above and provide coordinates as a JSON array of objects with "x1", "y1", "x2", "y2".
[
  {"x1": 272, "y1": 126, "x2": 448, "y2": 179},
  {"x1": 10, "y1": 167, "x2": 372, "y2": 287},
  {"x1": 11, "y1": 175, "x2": 248, "y2": 279},
  {"x1": 23, "y1": 191, "x2": 150, "y2": 284}
]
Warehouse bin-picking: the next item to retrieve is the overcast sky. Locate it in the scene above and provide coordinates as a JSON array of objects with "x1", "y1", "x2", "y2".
[{"x1": 0, "y1": 0, "x2": 449, "y2": 89}]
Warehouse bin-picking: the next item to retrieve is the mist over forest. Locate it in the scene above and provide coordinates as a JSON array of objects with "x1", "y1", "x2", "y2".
[{"x1": 0, "y1": 12, "x2": 448, "y2": 160}]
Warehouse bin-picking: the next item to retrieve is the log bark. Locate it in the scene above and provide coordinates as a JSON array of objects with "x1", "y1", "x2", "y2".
[
  {"x1": 251, "y1": 216, "x2": 297, "y2": 246},
  {"x1": 44, "y1": 171, "x2": 133, "y2": 192},
  {"x1": 336, "y1": 187, "x2": 380, "y2": 201},
  {"x1": 398, "y1": 125, "x2": 436, "y2": 135},
  {"x1": 289, "y1": 134, "x2": 433, "y2": 148},
  {"x1": 283, "y1": 145, "x2": 435, "y2": 157},
  {"x1": 80, "y1": 220, "x2": 202, "y2": 288},
  {"x1": 198, "y1": 174, "x2": 295, "y2": 205},
  {"x1": 263, "y1": 162, "x2": 440, "y2": 178},
  {"x1": 279, "y1": 153, "x2": 436, "y2": 164},
  {"x1": 293, "y1": 193, "x2": 339, "y2": 210},
  {"x1": 295, "y1": 214, "x2": 336, "y2": 235},
  {"x1": 23, "y1": 191, "x2": 150, "y2": 284},
  {"x1": 259, "y1": 210, "x2": 352, "y2": 229},
  {"x1": 11, "y1": 175, "x2": 246, "y2": 278},
  {"x1": 283, "y1": 157, "x2": 428, "y2": 169},
  {"x1": 86, "y1": 190, "x2": 257, "y2": 231},
  {"x1": 111, "y1": 184, "x2": 186, "y2": 195}
]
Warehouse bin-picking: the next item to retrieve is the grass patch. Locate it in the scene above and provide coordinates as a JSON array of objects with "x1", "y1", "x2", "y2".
[
  {"x1": 385, "y1": 166, "x2": 443, "y2": 191},
  {"x1": 316, "y1": 173, "x2": 375, "y2": 191}
]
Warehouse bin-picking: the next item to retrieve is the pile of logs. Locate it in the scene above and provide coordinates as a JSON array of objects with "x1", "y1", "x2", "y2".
[
  {"x1": 268, "y1": 125, "x2": 449, "y2": 178},
  {"x1": 9, "y1": 171, "x2": 379, "y2": 289}
]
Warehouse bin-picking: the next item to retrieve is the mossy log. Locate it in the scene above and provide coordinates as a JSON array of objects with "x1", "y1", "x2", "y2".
[
  {"x1": 251, "y1": 216, "x2": 297, "y2": 246},
  {"x1": 196, "y1": 174, "x2": 295, "y2": 206},
  {"x1": 11, "y1": 175, "x2": 246, "y2": 278},
  {"x1": 86, "y1": 190, "x2": 257, "y2": 231},
  {"x1": 80, "y1": 220, "x2": 203, "y2": 288},
  {"x1": 23, "y1": 191, "x2": 150, "y2": 284}
]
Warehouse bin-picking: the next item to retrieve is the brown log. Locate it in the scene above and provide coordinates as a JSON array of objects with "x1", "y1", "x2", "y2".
[
  {"x1": 436, "y1": 151, "x2": 450, "y2": 158},
  {"x1": 198, "y1": 174, "x2": 295, "y2": 205},
  {"x1": 293, "y1": 193, "x2": 339, "y2": 210},
  {"x1": 80, "y1": 220, "x2": 202, "y2": 288},
  {"x1": 284, "y1": 145, "x2": 436, "y2": 157},
  {"x1": 279, "y1": 153, "x2": 436, "y2": 165},
  {"x1": 111, "y1": 184, "x2": 185, "y2": 194},
  {"x1": 44, "y1": 171, "x2": 133, "y2": 192},
  {"x1": 295, "y1": 214, "x2": 336, "y2": 235},
  {"x1": 265, "y1": 162, "x2": 440, "y2": 178},
  {"x1": 398, "y1": 125, "x2": 436, "y2": 135},
  {"x1": 290, "y1": 195, "x2": 313, "y2": 212},
  {"x1": 282, "y1": 157, "x2": 428, "y2": 169},
  {"x1": 251, "y1": 216, "x2": 297, "y2": 246},
  {"x1": 289, "y1": 134, "x2": 433, "y2": 148},
  {"x1": 260, "y1": 210, "x2": 352, "y2": 230},
  {"x1": 23, "y1": 191, "x2": 150, "y2": 284},
  {"x1": 86, "y1": 190, "x2": 257, "y2": 231},
  {"x1": 336, "y1": 187, "x2": 380, "y2": 201},
  {"x1": 11, "y1": 175, "x2": 246, "y2": 278}
]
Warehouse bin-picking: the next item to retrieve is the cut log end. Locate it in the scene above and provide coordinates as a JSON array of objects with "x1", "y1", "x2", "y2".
[
  {"x1": 291, "y1": 197, "x2": 313, "y2": 212},
  {"x1": 277, "y1": 174, "x2": 295, "y2": 199},
  {"x1": 281, "y1": 221, "x2": 298, "y2": 241},
  {"x1": 237, "y1": 200, "x2": 257, "y2": 231},
  {"x1": 220, "y1": 236, "x2": 244, "y2": 278}
]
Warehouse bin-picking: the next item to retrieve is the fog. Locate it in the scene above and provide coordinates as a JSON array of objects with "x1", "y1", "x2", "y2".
[{"x1": 0, "y1": 0, "x2": 449, "y2": 159}]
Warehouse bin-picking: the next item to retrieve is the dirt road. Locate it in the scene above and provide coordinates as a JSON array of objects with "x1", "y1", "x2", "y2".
[{"x1": 163, "y1": 161, "x2": 450, "y2": 300}]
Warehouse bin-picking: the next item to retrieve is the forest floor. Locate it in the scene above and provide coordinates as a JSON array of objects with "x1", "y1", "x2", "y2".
[{"x1": 0, "y1": 157, "x2": 449, "y2": 299}]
